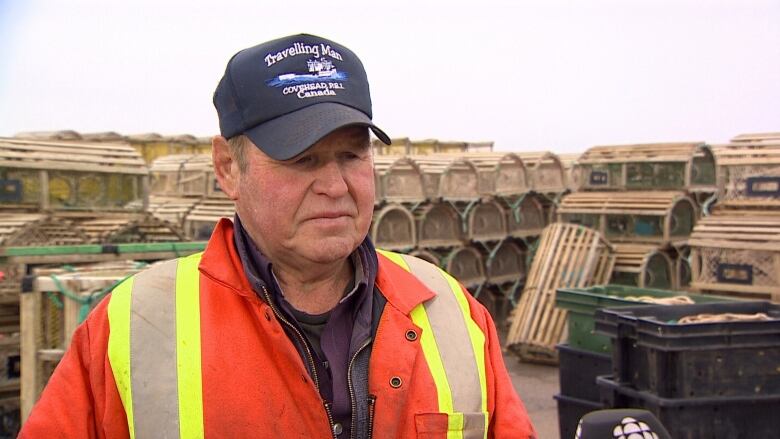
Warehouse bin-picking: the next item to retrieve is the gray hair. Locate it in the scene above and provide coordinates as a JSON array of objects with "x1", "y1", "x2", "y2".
[{"x1": 227, "y1": 135, "x2": 249, "y2": 172}]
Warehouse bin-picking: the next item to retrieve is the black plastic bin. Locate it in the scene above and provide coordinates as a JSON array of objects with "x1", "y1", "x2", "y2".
[
  {"x1": 594, "y1": 300, "x2": 780, "y2": 398},
  {"x1": 557, "y1": 343, "x2": 611, "y2": 402},
  {"x1": 597, "y1": 375, "x2": 780, "y2": 439},
  {"x1": 554, "y1": 393, "x2": 602, "y2": 439}
]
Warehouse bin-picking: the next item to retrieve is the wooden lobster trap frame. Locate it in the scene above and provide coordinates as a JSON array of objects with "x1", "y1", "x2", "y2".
[
  {"x1": 410, "y1": 156, "x2": 481, "y2": 202},
  {"x1": 459, "y1": 153, "x2": 531, "y2": 197},
  {"x1": 0, "y1": 213, "x2": 91, "y2": 304},
  {"x1": 465, "y1": 200, "x2": 508, "y2": 243},
  {"x1": 610, "y1": 244, "x2": 675, "y2": 290},
  {"x1": 184, "y1": 198, "x2": 236, "y2": 240},
  {"x1": 501, "y1": 194, "x2": 547, "y2": 239},
  {"x1": 20, "y1": 262, "x2": 147, "y2": 421},
  {"x1": 0, "y1": 137, "x2": 149, "y2": 213},
  {"x1": 576, "y1": 142, "x2": 717, "y2": 194},
  {"x1": 145, "y1": 195, "x2": 200, "y2": 228},
  {"x1": 688, "y1": 209, "x2": 780, "y2": 302},
  {"x1": 125, "y1": 133, "x2": 194, "y2": 164},
  {"x1": 514, "y1": 152, "x2": 567, "y2": 195},
  {"x1": 507, "y1": 223, "x2": 615, "y2": 364},
  {"x1": 558, "y1": 191, "x2": 698, "y2": 246},
  {"x1": 414, "y1": 203, "x2": 464, "y2": 249},
  {"x1": 370, "y1": 204, "x2": 417, "y2": 252},
  {"x1": 441, "y1": 245, "x2": 487, "y2": 291},
  {"x1": 150, "y1": 154, "x2": 222, "y2": 199},
  {"x1": 481, "y1": 239, "x2": 527, "y2": 287},
  {"x1": 371, "y1": 137, "x2": 411, "y2": 156},
  {"x1": 373, "y1": 156, "x2": 427, "y2": 205},
  {"x1": 54, "y1": 212, "x2": 185, "y2": 244},
  {"x1": 557, "y1": 153, "x2": 583, "y2": 192},
  {"x1": 714, "y1": 139, "x2": 780, "y2": 209}
]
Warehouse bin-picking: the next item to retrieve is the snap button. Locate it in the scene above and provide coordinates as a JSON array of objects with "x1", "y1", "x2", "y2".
[
  {"x1": 405, "y1": 329, "x2": 418, "y2": 341},
  {"x1": 390, "y1": 376, "x2": 403, "y2": 388},
  {"x1": 332, "y1": 422, "x2": 343, "y2": 436}
]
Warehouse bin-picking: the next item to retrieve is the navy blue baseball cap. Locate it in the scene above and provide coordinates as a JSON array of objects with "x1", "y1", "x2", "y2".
[{"x1": 213, "y1": 34, "x2": 391, "y2": 160}]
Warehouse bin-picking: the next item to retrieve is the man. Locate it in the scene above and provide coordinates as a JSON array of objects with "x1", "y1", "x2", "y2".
[{"x1": 21, "y1": 34, "x2": 536, "y2": 438}]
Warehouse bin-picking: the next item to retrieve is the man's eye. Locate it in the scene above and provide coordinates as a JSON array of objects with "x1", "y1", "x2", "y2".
[{"x1": 294, "y1": 156, "x2": 314, "y2": 166}]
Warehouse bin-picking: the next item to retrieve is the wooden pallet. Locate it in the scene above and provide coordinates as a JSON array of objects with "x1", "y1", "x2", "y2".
[
  {"x1": 506, "y1": 223, "x2": 615, "y2": 363},
  {"x1": 558, "y1": 191, "x2": 697, "y2": 246},
  {"x1": 577, "y1": 142, "x2": 717, "y2": 193},
  {"x1": 688, "y1": 208, "x2": 780, "y2": 302},
  {"x1": 20, "y1": 262, "x2": 147, "y2": 421}
]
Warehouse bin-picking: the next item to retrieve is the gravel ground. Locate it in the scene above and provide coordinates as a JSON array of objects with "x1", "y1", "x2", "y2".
[{"x1": 503, "y1": 349, "x2": 560, "y2": 439}]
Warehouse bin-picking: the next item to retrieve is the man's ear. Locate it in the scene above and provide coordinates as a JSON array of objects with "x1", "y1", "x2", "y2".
[{"x1": 212, "y1": 135, "x2": 240, "y2": 200}]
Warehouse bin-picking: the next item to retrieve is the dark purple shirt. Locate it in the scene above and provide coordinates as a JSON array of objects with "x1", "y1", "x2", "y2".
[{"x1": 232, "y1": 215, "x2": 377, "y2": 437}]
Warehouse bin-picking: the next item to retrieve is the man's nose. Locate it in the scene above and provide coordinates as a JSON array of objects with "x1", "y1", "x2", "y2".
[{"x1": 312, "y1": 159, "x2": 349, "y2": 197}]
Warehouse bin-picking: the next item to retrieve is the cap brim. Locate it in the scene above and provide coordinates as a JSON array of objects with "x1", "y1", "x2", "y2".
[{"x1": 243, "y1": 102, "x2": 391, "y2": 160}]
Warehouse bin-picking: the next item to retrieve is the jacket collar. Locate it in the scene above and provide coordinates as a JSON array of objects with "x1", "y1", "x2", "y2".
[{"x1": 198, "y1": 219, "x2": 434, "y2": 314}]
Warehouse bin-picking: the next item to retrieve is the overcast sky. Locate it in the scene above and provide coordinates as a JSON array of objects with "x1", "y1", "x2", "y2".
[{"x1": 0, "y1": 0, "x2": 778, "y2": 153}]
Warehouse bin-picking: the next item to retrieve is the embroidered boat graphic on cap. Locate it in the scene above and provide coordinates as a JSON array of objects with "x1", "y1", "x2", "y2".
[{"x1": 266, "y1": 58, "x2": 348, "y2": 87}]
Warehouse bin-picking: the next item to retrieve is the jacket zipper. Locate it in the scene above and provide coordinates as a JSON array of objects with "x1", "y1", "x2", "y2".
[
  {"x1": 366, "y1": 395, "x2": 376, "y2": 439},
  {"x1": 348, "y1": 339, "x2": 372, "y2": 439},
  {"x1": 260, "y1": 285, "x2": 335, "y2": 437}
]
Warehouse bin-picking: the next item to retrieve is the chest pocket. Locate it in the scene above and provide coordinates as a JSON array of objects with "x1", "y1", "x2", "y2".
[{"x1": 415, "y1": 412, "x2": 489, "y2": 439}]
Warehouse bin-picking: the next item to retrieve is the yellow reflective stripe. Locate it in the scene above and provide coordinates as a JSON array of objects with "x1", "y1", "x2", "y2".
[
  {"x1": 447, "y1": 413, "x2": 464, "y2": 438},
  {"x1": 106, "y1": 276, "x2": 136, "y2": 439},
  {"x1": 379, "y1": 249, "x2": 487, "y2": 439},
  {"x1": 441, "y1": 269, "x2": 488, "y2": 414},
  {"x1": 175, "y1": 252, "x2": 204, "y2": 439},
  {"x1": 376, "y1": 248, "x2": 408, "y2": 270},
  {"x1": 410, "y1": 303, "x2": 455, "y2": 415}
]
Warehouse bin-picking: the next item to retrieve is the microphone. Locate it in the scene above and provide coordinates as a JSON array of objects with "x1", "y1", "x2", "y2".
[{"x1": 575, "y1": 409, "x2": 671, "y2": 439}]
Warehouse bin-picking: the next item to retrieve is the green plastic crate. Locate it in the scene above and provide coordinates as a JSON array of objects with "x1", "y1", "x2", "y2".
[{"x1": 555, "y1": 285, "x2": 740, "y2": 354}]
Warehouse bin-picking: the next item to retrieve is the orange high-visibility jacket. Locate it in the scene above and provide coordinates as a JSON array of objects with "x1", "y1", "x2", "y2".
[{"x1": 21, "y1": 219, "x2": 536, "y2": 438}]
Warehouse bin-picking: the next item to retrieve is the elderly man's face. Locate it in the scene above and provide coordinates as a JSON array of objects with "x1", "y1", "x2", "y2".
[{"x1": 233, "y1": 126, "x2": 375, "y2": 266}]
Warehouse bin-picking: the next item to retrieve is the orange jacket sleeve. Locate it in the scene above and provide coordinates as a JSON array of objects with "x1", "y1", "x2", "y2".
[
  {"x1": 19, "y1": 296, "x2": 130, "y2": 439},
  {"x1": 468, "y1": 292, "x2": 537, "y2": 439}
]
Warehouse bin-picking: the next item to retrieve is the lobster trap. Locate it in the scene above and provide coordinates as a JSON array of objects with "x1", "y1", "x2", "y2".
[
  {"x1": 610, "y1": 244, "x2": 675, "y2": 290},
  {"x1": 370, "y1": 204, "x2": 417, "y2": 252},
  {"x1": 689, "y1": 209, "x2": 780, "y2": 302},
  {"x1": 714, "y1": 139, "x2": 780, "y2": 209},
  {"x1": 558, "y1": 191, "x2": 697, "y2": 246},
  {"x1": 577, "y1": 142, "x2": 717, "y2": 193},
  {"x1": 0, "y1": 137, "x2": 149, "y2": 212}
]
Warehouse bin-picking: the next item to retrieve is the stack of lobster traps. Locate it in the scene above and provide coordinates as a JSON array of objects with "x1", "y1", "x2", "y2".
[
  {"x1": 147, "y1": 154, "x2": 234, "y2": 239},
  {"x1": 506, "y1": 142, "x2": 719, "y2": 363},
  {"x1": 689, "y1": 132, "x2": 780, "y2": 302},
  {"x1": 561, "y1": 142, "x2": 717, "y2": 291},
  {"x1": 371, "y1": 148, "x2": 571, "y2": 325},
  {"x1": 14, "y1": 130, "x2": 212, "y2": 165},
  {"x1": 0, "y1": 136, "x2": 193, "y2": 433}
]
